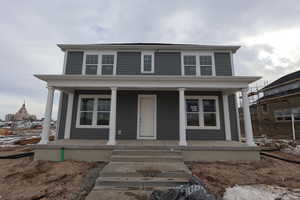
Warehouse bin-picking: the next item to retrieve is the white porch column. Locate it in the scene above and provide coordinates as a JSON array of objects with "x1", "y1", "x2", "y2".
[
  {"x1": 179, "y1": 88, "x2": 187, "y2": 146},
  {"x1": 107, "y1": 87, "x2": 117, "y2": 145},
  {"x1": 222, "y1": 93, "x2": 232, "y2": 140},
  {"x1": 64, "y1": 92, "x2": 74, "y2": 139},
  {"x1": 40, "y1": 86, "x2": 55, "y2": 144},
  {"x1": 242, "y1": 88, "x2": 256, "y2": 146}
]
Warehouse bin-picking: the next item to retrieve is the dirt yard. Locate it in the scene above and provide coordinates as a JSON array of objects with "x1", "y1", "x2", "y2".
[
  {"x1": 190, "y1": 156, "x2": 300, "y2": 198},
  {"x1": 0, "y1": 147, "x2": 105, "y2": 200}
]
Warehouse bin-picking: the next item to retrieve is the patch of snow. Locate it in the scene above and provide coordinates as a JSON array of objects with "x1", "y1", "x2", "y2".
[
  {"x1": 282, "y1": 145, "x2": 300, "y2": 156},
  {"x1": 223, "y1": 185, "x2": 300, "y2": 200}
]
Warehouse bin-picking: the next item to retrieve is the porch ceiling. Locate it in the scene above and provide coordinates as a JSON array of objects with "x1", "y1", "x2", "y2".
[{"x1": 35, "y1": 74, "x2": 261, "y2": 92}]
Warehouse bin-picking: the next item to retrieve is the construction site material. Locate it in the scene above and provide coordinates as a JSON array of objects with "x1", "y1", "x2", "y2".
[
  {"x1": 0, "y1": 152, "x2": 34, "y2": 159},
  {"x1": 0, "y1": 128, "x2": 13, "y2": 136},
  {"x1": 13, "y1": 135, "x2": 55, "y2": 145},
  {"x1": 261, "y1": 151, "x2": 300, "y2": 164},
  {"x1": 223, "y1": 185, "x2": 300, "y2": 200},
  {"x1": 190, "y1": 156, "x2": 300, "y2": 198}
]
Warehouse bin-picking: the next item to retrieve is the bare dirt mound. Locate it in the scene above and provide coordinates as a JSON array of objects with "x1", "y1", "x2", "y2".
[
  {"x1": 0, "y1": 155, "x2": 100, "y2": 200},
  {"x1": 190, "y1": 156, "x2": 300, "y2": 197}
]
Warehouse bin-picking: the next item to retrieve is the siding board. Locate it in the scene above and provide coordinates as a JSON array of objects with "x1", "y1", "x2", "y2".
[
  {"x1": 65, "y1": 51, "x2": 84, "y2": 74},
  {"x1": 214, "y1": 52, "x2": 232, "y2": 76}
]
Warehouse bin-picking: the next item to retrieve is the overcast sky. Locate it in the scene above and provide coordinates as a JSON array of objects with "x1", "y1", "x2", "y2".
[{"x1": 0, "y1": 0, "x2": 300, "y2": 120}]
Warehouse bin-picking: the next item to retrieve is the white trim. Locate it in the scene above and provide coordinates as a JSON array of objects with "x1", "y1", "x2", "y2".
[
  {"x1": 55, "y1": 92, "x2": 63, "y2": 139},
  {"x1": 185, "y1": 95, "x2": 220, "y2": 130},
  {"x1": 141, "y1": 51, "x2": 155, "y2": 73},
  {"x1": 181, "y1": 51, "x2": 216, "y2": 76},
  {"x1": 76, "y1": 94, "x2": 111, "y2": 128},
  {"x1": 230, "y1": 51, "x2": 235, "y2": 75},
  {"x1": 235, "y1": 92, "x2": 241, "y2": 141},
  {"x1": 137, "y1": 95, "x2": 157, "y2": 140},
  {"x1": 62, "y1": 50, "x2": 68, "y2": 74},
  {"x1": 107, "y1": 87, "x2": 117, "y2": 145},
  {"x1": 179, "y1": 88, "x2": 187, "y2": 146},
  {"x1": 82, "y1": 50, "x2": 117, "y2": 75},
  {"x1": 64, "y1": 92, "x2": 74, "y2": 139},
  {"x1": 242, "y1": 88, "x2": 256, "y2": 146},
  {"x1": 223, "y1": 93, "x2": 232, "y2": 140}
]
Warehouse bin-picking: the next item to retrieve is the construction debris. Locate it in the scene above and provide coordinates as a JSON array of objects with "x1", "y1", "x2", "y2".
[{"x1": 0, "y1": 128, "x2": 13, "y2": 136}]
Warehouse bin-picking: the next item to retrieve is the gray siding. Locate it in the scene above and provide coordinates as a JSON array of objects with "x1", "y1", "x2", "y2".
[
  {"x1": 116, "y1": 52, "x2": 181, "y2": 75},
  {"x1": 57, "y1": 90, "x2": 240, "y2": 141},
  {"x1": 70, "y1": 90, "x2": 110, "y2": 140},
  {"x1": 65, "y1": 51, "x2": 84, "y2": 74},
  {"x1": 185, "y1": 91, "x2": 226, "y2": 140},
  {"x1": 57, "y1": 92, "x2": 68, "y2": 139},
  {"x1": 229, "y1": 94, "x2": 239, "y2": 141},
  {"x1": 117, "y1": 52, "x2": 141, "y2": 75},
  {"x1": 215, "y1": 52, "x2": 232, "y2": 76},
  {"x1": 154, "y1": 52, "x2": 181, "y2": 75}
]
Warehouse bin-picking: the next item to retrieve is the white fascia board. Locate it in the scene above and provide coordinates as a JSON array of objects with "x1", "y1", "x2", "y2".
[{"x1": 35, "y1": 75, "x2": 260, "y2": 89}]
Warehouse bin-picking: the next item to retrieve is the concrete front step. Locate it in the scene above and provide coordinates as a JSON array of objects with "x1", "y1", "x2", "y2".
[
  {"x1": 95, "y1": 176, "x2": 189, "y2": 188},
  {"x1": 111, "y1": 155, "x2": 183, "y2": 162},
  {"x1": 112, "y1": 149, "x2": 182, "y2": 156},
  {"x1": 100, "y1": 161, "x2": 191, "y2": 178}
]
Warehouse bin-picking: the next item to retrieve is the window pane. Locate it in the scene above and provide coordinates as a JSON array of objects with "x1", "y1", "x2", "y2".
[
  {"x1": 199, "y1": 56, "x2": 212, "y2": 65},
  {"x1": 203, "y1": 99, "x2": 216, "y2": 112},
  {"x1": 97, "y1": 112, "x2": 110, "y2": 125},
  {"x1": 86, "y1": 65, "x2": 97, "y2": 75},
  {"x1": 187, "y1": 113, "x2": 199, "y2": 126},
  {"x1": 98, "y1": 99, "x2": 110, "y2": 111},
  {"x1": 186, "y1": 99, "x2": 199, "y2": 112},
  {"x1": 80, "y1": 112, "x2": 93, "y2": 125},
  {"x1": 102, "y1": 65, "x2": 113, "y2": 75},
  {"x1": 102, "y1": 55, "x2": 114, "y2": 64},
  {"x1": 80, "y1": 98, "x2": 94, "y2": 111},
  {"x1": 86, "y1": 55, "x2": 98, "y2": 64},
  {"x1": 184, "y1": 56, "x2": 196, "y2": 65},
  {"x1": 200, "y1": 66, "x2": 212, "y2": 76},
  {"x1": 184, "y1": 66, "x2": 196, "y2": 75},
  {"x1": 204, "y1": 113, "x2": 216, "y2": 126},
  {"x1": 143, "y1": 55, "x2": 152, "y2": 71}
]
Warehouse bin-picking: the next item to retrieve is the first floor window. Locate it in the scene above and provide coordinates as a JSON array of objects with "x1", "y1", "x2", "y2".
[
  {"x1": 77, "y1": 95, "x2": 111, "y2": 127},
  {"x1": 185, "y1": 96, "x2": 219, "y2": 129}
]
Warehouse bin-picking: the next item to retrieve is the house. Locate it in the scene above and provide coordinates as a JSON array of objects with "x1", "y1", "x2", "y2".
[
  {"x1": 248, "y1": 70, "x2": 300, "y2": 139},
  {"x1": 34, "y1": 43, "x2": 260, "y2": 161}
]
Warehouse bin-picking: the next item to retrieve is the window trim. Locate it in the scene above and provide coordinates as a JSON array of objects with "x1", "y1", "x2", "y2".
[
  {"x1": 141, "y1": 51, "x2": 155, "y2": 73},
  {"x1": 76, "y1": 94, "x2": 111, "y2": 128},
  {"x1": 82, "y1": 51, "x2": 117, "y2": 75},
  {"x1": 185, "y1": 96, "x2": 220, "y2": 130},
  {"x1": 181, "y1": 51, "x2": 216, "y2": 76}
]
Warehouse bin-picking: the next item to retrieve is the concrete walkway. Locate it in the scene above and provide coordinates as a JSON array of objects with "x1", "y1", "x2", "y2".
[{"x1": 86, "y1": 149, "x2": 192, "y2": 200}]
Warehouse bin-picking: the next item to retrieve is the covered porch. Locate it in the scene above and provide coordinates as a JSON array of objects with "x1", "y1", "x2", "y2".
[{"x1": 35, "y1": 75, "x2": 259, "y2": 149}]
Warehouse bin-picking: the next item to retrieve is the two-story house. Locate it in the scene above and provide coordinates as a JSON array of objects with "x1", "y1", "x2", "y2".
[{"x1": 35, "y1": 43, "x2": 260, "y2": 161}]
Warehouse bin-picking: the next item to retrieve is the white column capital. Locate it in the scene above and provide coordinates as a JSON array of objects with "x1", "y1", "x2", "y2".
[
  {"x1": 178, "y1": 88, "x2": 186, "y2": 92},
  {"x1": 241, "y1": 87, "x2": 249, "y2": 93},
  {"x1": 111, "y1": 87, "x2": 118, "y2": 91},
  {"x1": 46, "y1": 86, "x2": 55, "y2": 91}
]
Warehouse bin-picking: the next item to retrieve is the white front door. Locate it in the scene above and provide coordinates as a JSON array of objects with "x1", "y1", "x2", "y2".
[{"x1": 138, "y1": 95, "x2": 156, "y2": 139}]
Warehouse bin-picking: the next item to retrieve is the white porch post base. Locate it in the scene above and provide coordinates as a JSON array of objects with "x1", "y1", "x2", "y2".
[
  {"x1": 39, "y1": 86, "x2": 55, "y2": 144},
  {"x1": 242, "y1": 88, "x2": 256, "y2": 146},
  {"x1": 107, "y1": 87, "x2": 117, "y2": 145},
  {"x1": 178, "y1": 88, "x2": 187, "y2": 146}
]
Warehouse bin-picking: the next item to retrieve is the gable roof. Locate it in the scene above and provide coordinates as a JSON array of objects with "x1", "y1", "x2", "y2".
[
  {"x1": 262, "y1": 70, "x2": 300, "y2": 91},
  {"x1": 57, "y1": 43, "x2": 241, "y2": 53}
]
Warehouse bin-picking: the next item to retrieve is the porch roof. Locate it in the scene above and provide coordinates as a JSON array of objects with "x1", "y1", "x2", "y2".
[{"x1": 35, "y1": 74, "x2": 260, "y2": 92}]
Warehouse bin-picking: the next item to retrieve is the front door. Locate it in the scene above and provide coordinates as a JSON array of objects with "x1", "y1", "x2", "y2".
[{"x1": 138, "y1": 95, "x2": 156, "y2": 139}]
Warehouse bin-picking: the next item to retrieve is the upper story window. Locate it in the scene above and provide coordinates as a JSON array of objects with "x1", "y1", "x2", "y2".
[
  {"x1": 83, "y1": 51, "x2": 116, "y2": 75},
  {"x1": 181, "y1": 52, "x2": 215, "y2": 76},
  {"x1": 141, "y1": 51, "x2": 154, "y2": 73}
]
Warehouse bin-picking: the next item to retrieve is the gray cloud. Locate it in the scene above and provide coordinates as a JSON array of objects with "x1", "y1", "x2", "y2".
[{"x1": 0, "y1": 0, "x2": 300, "y2": 119}]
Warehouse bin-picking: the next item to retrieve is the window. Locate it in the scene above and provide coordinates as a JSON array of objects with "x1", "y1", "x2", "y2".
[
  {"x1": 274, "y1": 107, "x2": 300, "y2": 122},
  {"x1": 183, "y1": 55, "x2": 197, "y2": 75},
  {"x1": 77, "y1": 95, "x2": 111, "y2": 128},
  {"x1": 182, "y1": 52, "x2": 215, "y2": 76},
  {"x1": 101, "y1": 54, "x2": 115, "y2": 75},
  {"x1": 85, "y1": 54, "x2": 98, "y2": 75},
  {"x1": 185, "y1": 96, "x2": 219, "y2": 129},
  {"x1": 141, "y1": 51, "x2": 154, "y2": 73},
  {"x1": 83, "y1": 52, "x2": 116, "y2": 75},
  {"x1": 199, "y1": 55, "x2": 213, "y2": 76}
]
